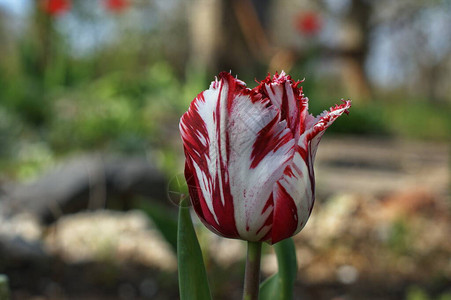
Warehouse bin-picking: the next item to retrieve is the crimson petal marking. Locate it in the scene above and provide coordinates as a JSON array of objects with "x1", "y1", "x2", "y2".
[
  {"x1": 256, "y1": 72, "x2": 310, "y2": 140},
  {"x1": 270, "y1": 147, "x2": 313, "y2": 244},
  {"x1": 227, "y1": 93, "x2": 295, "y2": 241},
  {"x1": 308, "y1": 100, "x2": 351, "y2": 138},
  {"x1": 265, "y1": 81, "x2": 299, "y2": 135},
  {"x1": 268, "y1": 100, "x2": 351, "y2": 244},
  {"x1": 180, "y1": 75, "x2": 243, "y2": 238},
  {"x1": 306, "y1": 99, "x2": 351, "y2": 161},
  {"x1": 271, "y1": 179, "x2": 300, "y2": 244},
  {"x1": 184, "y1": 159, "x2": 237, "y2": 237}
]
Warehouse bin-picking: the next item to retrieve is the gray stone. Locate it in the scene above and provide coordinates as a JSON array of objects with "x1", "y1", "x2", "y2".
[{"x1": 1, "y1": 155, "x2": 168, "y2": 224}]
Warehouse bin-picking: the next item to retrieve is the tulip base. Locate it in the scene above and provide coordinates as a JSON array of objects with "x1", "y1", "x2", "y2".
[{"x1": 243, "y1": 241, "x2": 262, "y2": 300}]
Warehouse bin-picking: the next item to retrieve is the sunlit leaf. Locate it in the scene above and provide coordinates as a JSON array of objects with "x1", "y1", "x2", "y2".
[{"x1": 177, "y1": 199, "x2": 212, "y2": 300}]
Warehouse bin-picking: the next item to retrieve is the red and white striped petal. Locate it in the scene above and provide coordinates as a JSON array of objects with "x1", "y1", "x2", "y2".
[
  {"x1": 305, "y1": 100, "x2": 351, "y2": 162},
  {"x1": 180, "y1": 72, "x2": 295, "y2": 241}
]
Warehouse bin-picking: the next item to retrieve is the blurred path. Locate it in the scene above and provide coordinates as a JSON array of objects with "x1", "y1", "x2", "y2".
[{"x1": 315, "y1": 136, "x2": 449, "y2": 197}]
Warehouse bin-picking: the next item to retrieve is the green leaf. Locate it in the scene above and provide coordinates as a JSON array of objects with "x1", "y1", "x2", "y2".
[
  {"x1": 259, "y1": 238, "x2": 297, "y2": 300},
  {"x1": 177, "y1": 199, "x2": 212, "y2": 300}
]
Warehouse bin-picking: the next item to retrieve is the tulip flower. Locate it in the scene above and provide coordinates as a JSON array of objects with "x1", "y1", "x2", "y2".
[
  {"x1": 180, "y1": 72, "x2": 350, "y2": 245},
  {"x1": 295, "y1": 11, "x2": 322, "y2": 36},
  {"x1": 179, "y1": 72, "x2": 350, "y2": 300},
  {"x1": 40, "y1": 0, "x2": 71, "y2": 16},
  {"x1": 104, "y1": 0, "x2": 129, "y2": 13}
]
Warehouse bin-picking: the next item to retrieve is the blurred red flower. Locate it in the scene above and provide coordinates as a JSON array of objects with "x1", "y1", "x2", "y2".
[
  {"x1": 40, "y1": 0, "x2": 71, "y2": 16},
  {"x1": 104, "y1": 0, "x2": 130, "y2": 12},
  {"x1": 295, "y1": 12, "x2": 322, "y2": 36}
]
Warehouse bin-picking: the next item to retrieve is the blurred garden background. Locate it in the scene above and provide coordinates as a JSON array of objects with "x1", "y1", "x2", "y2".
[{"x1": 0, "y1": 0, "x2": 450, "y2": 299}]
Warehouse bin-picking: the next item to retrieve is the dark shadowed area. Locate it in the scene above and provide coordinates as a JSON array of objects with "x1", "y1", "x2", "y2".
[{"x1": 0, "y1": 0, "x2": 449, "y2": 299}]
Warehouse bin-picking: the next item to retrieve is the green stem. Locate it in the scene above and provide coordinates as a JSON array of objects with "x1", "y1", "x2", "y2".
[{"x1": 243, "y1": 241, "x2": 262, "y2": 300}]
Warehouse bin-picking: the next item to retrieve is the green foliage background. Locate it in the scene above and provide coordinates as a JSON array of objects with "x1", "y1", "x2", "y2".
[{"x1": 0, "y1": 2, "x2": 449, "y2": 180}]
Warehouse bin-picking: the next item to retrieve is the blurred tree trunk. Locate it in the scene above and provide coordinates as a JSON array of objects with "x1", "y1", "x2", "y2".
[
  {"x1": 31, "y1": 1, "x2": 54, "y2": 80},
  {"x1": 188, "y1": 0, "x2": 222, "y2": 72},
  {"x1": 338, "y1": 0, "x2": 372, "y2": 101},
  {"x1": 188, "y1": 0, "x2": 272, "y2": 75},
  {"x1": 0, "y1": 10, "x2": 8, "y2": 59}
]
